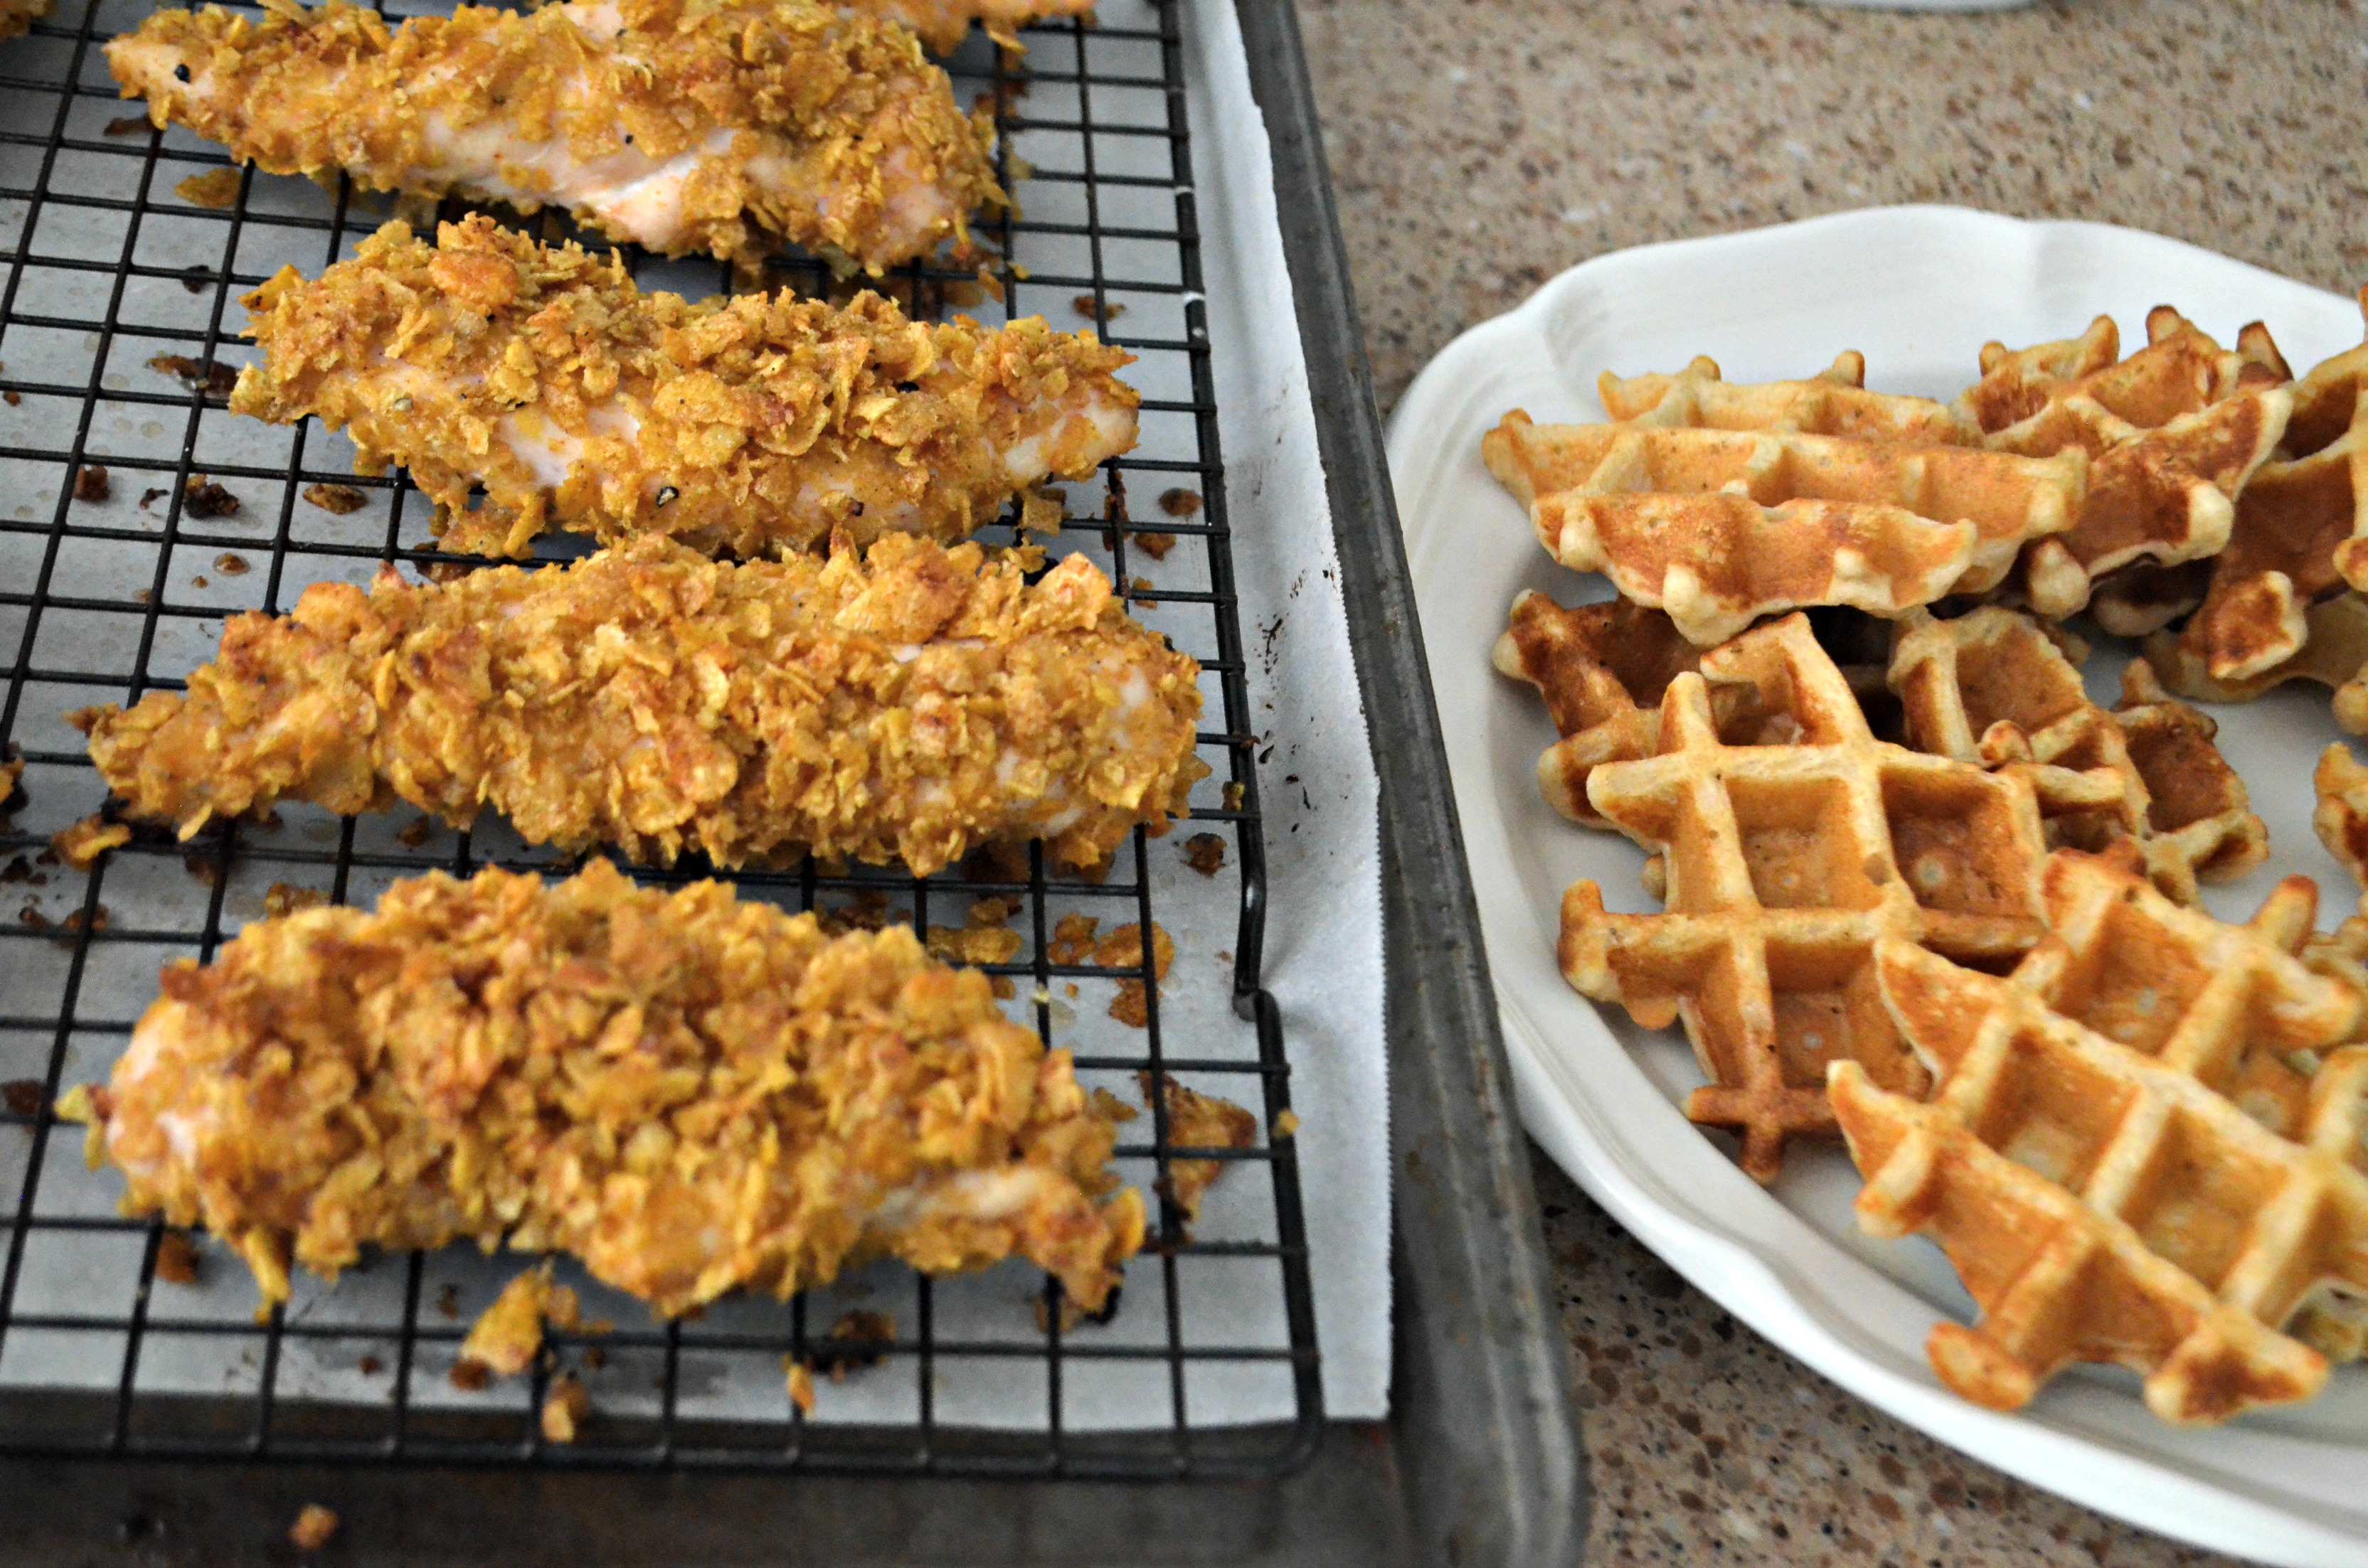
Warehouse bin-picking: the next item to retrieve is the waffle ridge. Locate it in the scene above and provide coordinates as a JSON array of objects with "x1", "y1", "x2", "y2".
[
  {"x1": 1889, "y1": 606, "x2": 2268, "y2": 905},
  {"x1": 1491, "y1": 590, "x2": 1710, "y2": 828},
  {"x1": 1559, "y1": 614, "x2": 2123, "y2": 1180},
  {"x1": 1832, "y1": 852, "x2": 2368, "y2": 1424},
  {"x1": 1957, "y1": 308, "x2": 2293, "y2": 619},
  {"x1": 1485, "y1": 402, "x2": 2085, "y2": 644}
]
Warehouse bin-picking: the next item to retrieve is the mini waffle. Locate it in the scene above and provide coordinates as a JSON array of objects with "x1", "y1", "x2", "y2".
[
  {"x1": 1483, "y1": 411, "x2": 2084, "y2": 644},
  {"x1": 1955, "y1": 309, "x2": 2294, "y2": 619},
  {"x1": 1832, "y1": 853, "x2": 2368, "y2": 1422},
  {"x1": 1887, "y1": 608, "x2": 2267, "y2": 904},
  {"x1": 2177, "y1": 382, "x2": 2368, "y2": 682},
  {"x1": 1596, "y1": 352, "x2": 1976, "y2": 444},
  {"x1": 2315, "y1": 745, "x2": 2368, "y2": 892},
  {"x1": 2143, "y1": 591, "x2": 2368, "y2": 734},
  {"x1": 1492, "y1": 590, "x2": 1710, "y2": 828},
  {"x1": 2111, "y1": 661, "x2": 2273, "y2": 890},
  {"x1": 1559, "y1": 614, "x2": 2122, "y2": 1181}
]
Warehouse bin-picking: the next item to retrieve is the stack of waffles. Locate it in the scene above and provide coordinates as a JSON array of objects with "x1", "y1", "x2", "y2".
[{"x1": 1486, "y1": 300, "x2": 2368, "y2": 1428}]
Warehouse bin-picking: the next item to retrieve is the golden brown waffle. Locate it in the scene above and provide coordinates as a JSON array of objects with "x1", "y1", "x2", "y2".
[
  {"x1": 2175, "y1": 357, "x2": 2368, "y2": 682},
  {"x1": 1559, "y1": 614, "x2": 2122, "y2": 1180},
  {"x1": 1492, "y1": 591, "x2": 1709, "y2": 828},
  {"x1": 1598, "y1": 353, "x2": 1978, "y2": 444},
  {"x1": 2143, "y1": 592, "x2": 2368, "y2": 734},
  {"x1": 1483, "y1": 410, "x2": 2084, "y2": 644},
  {"x1": 1955, "y1": 308, "x2": 2289, "y2": 440},
  {"x1": 1888, "y1": 608, "x2": 2267, "y2": 904},
  {"x1": 2316, "y1": 745, "x2": 2368, "y2": 892},
  {"x1": 1832, "y1": 852, "x2": 2368, "y2": 1422},
  {"x1": 1955, "y1": 309, "x2": 2294, "y2": 619},
  {"x1": 2111, "y1": 661, "x2": 2273, "y2": 890}
]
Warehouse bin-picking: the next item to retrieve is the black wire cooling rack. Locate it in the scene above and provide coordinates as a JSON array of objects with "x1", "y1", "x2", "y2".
[{"x1": 0, "y1": 0, "x2": 1320, "y2": 1477}]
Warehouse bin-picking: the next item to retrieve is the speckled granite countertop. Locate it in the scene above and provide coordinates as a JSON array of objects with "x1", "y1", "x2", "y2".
[{"x1": 1295, "y1": 2, "x2": 2364, "y2": 1563}]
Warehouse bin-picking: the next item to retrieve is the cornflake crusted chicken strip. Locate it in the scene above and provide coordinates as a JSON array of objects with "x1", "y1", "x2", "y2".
[
  {"x1": 58, "y1": 861, "x2": 1146, "y2": 1315},
  {"x1": 232, "y1": 217, "x2": 1140, "y2": 559},
  {"x1": 73, "y1": 534, "x2": 1206, "y2": 876},
  {"x1": 105, "y1": 0, "x2": 1001, "y2": 273},
  {"x1": 855, "y1": 0, "x2": 1098, "y2": 53}
]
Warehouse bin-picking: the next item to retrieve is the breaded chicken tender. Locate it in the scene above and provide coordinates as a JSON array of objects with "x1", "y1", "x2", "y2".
[
  {"x1": 232, "y1": 217, "x2": 1140, "y2": 559},
  {"x1": 63, "y1": 860, "x2": 1145, "y2": 1315},
  {"x1": 856, "y1": 0, "x2": 1098, "y2": 53},
  {"x1": 1, "y1": 0, "x2": 52, "y2": 39},
  {"x1": 105, "y1": 0, "x2": 1001, "y2": 272},
  {"x1": 73, "y1": 534, "x2": 1206, "y2": 875}
]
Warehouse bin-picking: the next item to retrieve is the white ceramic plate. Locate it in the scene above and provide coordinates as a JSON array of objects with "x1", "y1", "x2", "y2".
[{"x1": 1386, "y1": 207, "x2": 2368, "y2": 1567}]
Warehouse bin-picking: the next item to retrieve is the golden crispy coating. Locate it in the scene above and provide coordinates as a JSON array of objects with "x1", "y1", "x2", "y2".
[
  {"x1": 73, "y1": 535, "x2": 1205, "y2": 876},
  {"x1": 856, "y1": 0, "x2": 1098, "y2": 53},
  {"x1": 106, "y1": 0, "x2": 1001, "y2": 272},
  {"x1": 67, "y1": 861, "x2": 1144, "y2": 1315},
  {"x1": 1, "y1": 0, "x2": 51, "y2": 39},
  {"x1": 232, "y1": 218, "x2": 1139, "y2": 559},
  {"x1": 1139, "y1": 1072, "x2": 1255, "y2": 1225}
]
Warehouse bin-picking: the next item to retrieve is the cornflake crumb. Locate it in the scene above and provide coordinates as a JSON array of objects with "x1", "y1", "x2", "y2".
[
  {"x1": 149, "y1": 354, "x2": 238, "y2": 399},
  {"x1": 923, "y1": 897, "x2": 1021, "y2": 971},
  {"x1": 73, "y1": 464, "x2": 110, "y2": 502},
  {"x1": 462, "y1": 1266, "x2": 578, "y2": 1378},
  {"x1": 359, "y1": 1355, "x2": 383, "y2": 1376},
  {"x1": 1033, "y1": 1281, "x2": 1122, "y2": 1334},
  {"x1": 288, "y1": 1504, "x2": 339, "y2": 1552},
  {"x1": 175, "y1": 169, "x2": 242, "y2": 209},
  {"x1": 138, "y1": 486, "x2": 167, "y2": 511},
  {"x1": 1046, "y1": 912, "x2": 1099, "y2": 966},
  {"x1": 1221, "y1": 782, "x2": 1246, "y2": 812},
  {"x1": 1019, "y1": 488, "x2": 1066, "y2": 535},
  {"x1": 181, "y1": 476, "x2": 240, "y2": 518},
  {"x1": 785, "y1": 1359, "x2": 817, "y2": 1414},
  {"x1": 60, "y1": 905, "x2": 111, "y2": 942},
  {"x1": 154, "y1": 1229, "x2": 202, "y2": 1285},
  {"x1": 3, "y1": 1079, "x2": 43, "y2": 1116},
  {"x1": 1071, "y1": 293, "x2": 1125, "y2": 323},
  {"x1": 1135, "y1": 530, "x2": 1177, "y2": 560},
  {"x1": 265, "y1": 882, "x2": 328, "y2": 918},
  {"x1": 447, "y1": 1358, "x2": 491, "y2": 1392},
  {"x1": 395, "y1": 816, "x2": 435, "y2": 848},
  {"x1": 214, "y1": 551, "x2": 250, "y2": 576},
  {"x1": 1109, "y1": 981, "x2": 1152, "y2": 1028},
  {"x1": 1157, "y1": 488, "x2": 1202, "y2": 517},
  {"x1": 1273, "y1": 1109, "x2": 1300, "y2": 1138},
  {"x1": 303, "y1": 481, "x2": 369, "y2": 514},
  {"x1": 103, "y1": 115, "x2": 147, "y2": 137},
  {"x1": 814, "y1": 1309, "x2": 896, "y2": 1381},
  {"x1": 53, "y1": 815, "x2": 130, "y2": 870},
  {"x1": 1129, "y1": 575, "x2": 1157, "y2": 609},
  {"x1": 541, "y1": 1372, "x2": 592, "y2": 1444},
  {"x1": 1140, "y1": 1072, "x2": 1256, "y2": 1225},
  {"x1": 1182, "y1": 833, "x2": 1226, "y2": 876}
]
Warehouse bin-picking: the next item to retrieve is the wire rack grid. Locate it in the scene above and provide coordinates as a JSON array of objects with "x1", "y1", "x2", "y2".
[{"x1": 0, "y1": 0, "x2": 1322, "y2": 1478}]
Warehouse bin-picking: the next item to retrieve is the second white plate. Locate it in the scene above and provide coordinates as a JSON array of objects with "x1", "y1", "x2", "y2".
[{"x1": 1386, "y1": 206, "x2": 2368, "y2": 1567}]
